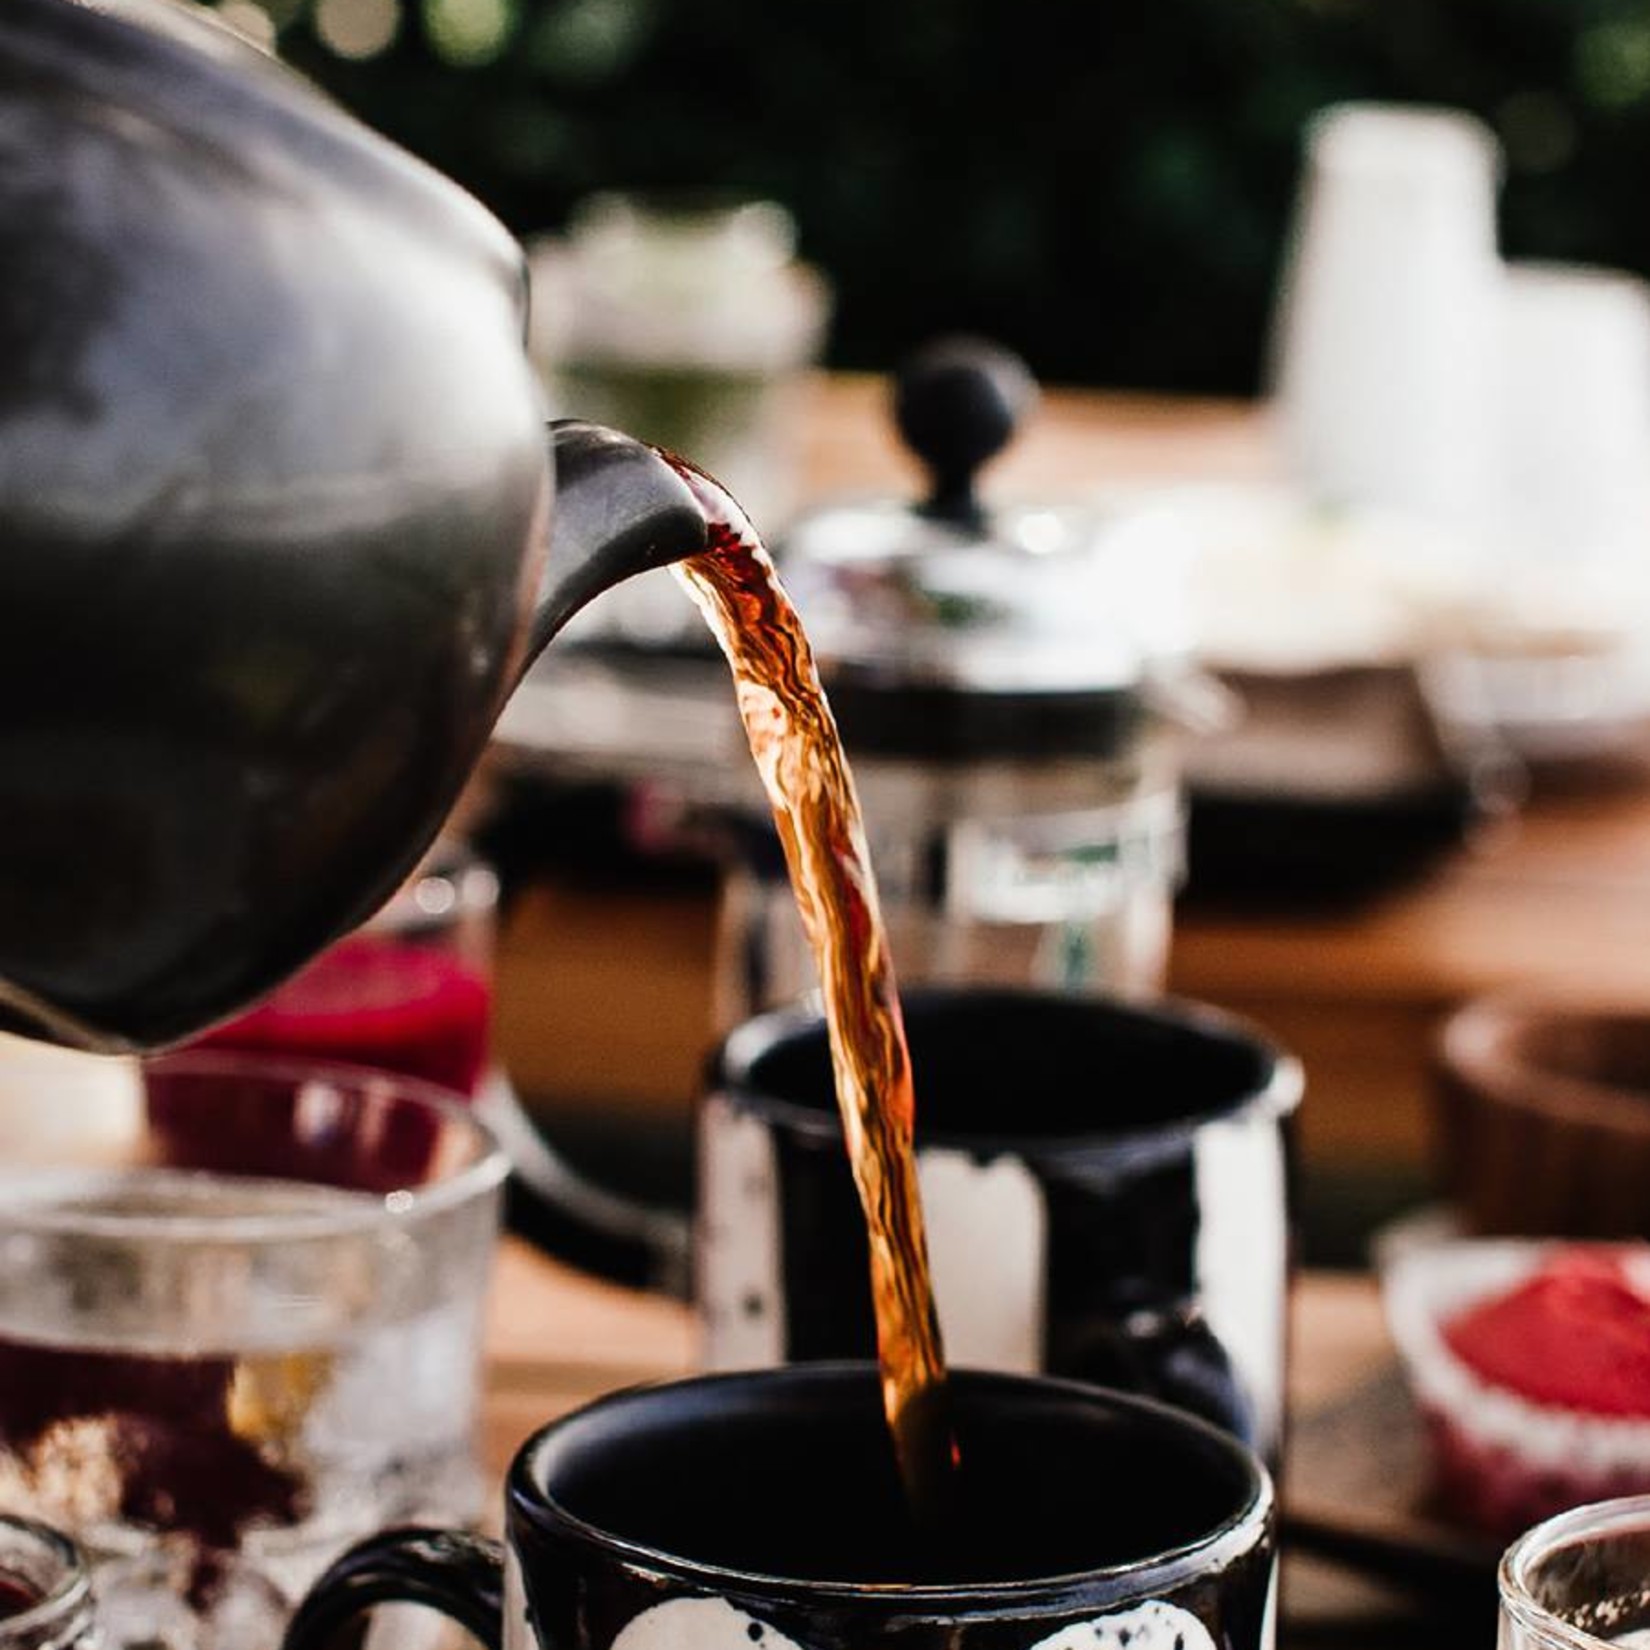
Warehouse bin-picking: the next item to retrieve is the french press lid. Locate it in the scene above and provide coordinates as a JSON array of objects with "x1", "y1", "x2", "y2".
[{"x1": 778, "y1": 339, "x2": 1189, "y2": 761}]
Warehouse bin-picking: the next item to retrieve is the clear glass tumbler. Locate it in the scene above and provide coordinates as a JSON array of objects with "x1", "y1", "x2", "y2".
[
  {"x1": 0, "y1": 1515, "x2": 97, "y2": 1650},
  {"x1": 1501, "y1": 1495, "x2": 1650, "y2": 1648},
  {"x1": 192, "y1": 837, "x2": 500, "y2": 1097},
  {"x1": 0, "y1": 1052, "x2": 506, "y2": 1612}
]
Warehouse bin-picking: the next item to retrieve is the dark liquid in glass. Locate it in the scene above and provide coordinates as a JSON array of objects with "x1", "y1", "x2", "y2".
[
  {"x1": 0, "y1": 1575, "x2": 36, "y2": 1618},
  {"x1": 0, "y1": 1334, "x2": 308, "y2": 1551}
]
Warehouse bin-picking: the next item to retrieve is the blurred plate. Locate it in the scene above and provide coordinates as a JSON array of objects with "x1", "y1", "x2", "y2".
[
  {"x1": 1284, "y1": 1361, "x2": 1499, "y2": 1603},
  {"x1": 1423, "y1": 639, "x2": 1650, "y2": 766},
  {"x1": 1180, "y1": 663, "x2": 1523, "y2": 907}
]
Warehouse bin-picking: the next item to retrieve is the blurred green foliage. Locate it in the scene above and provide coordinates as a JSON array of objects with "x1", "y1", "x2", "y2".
[{"x1": 247, "y1": 0, "x2": 1650, "y2": 393}]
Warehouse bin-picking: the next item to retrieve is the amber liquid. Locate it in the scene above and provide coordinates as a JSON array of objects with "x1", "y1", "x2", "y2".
[{"x1": 669, "y1": 461, "x2": 958, "y2": 1525}]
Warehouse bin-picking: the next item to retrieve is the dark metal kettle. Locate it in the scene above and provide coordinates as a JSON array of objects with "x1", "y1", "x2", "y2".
[{"x1": 0, "y1": 0, "x2": 707, "y2": 1050}]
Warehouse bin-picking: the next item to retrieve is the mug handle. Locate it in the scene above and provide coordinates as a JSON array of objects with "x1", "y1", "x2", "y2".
[
  {"x1": 478, "y1": 1072, "x2": 692, "y2": 1298},
  {"x1": 282, "y1": 1529, "x2": 504, "y2": 1650}
]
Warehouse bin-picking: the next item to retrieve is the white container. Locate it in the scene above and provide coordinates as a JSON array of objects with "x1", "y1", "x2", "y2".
[
  {"x1": 528, "y1": 193, "x2": 831, "y2": 645},
  {"x1": 1270, "y1": 103, "x2": 1503, "y2": 540},
  {"x1": 1495, "y1": 261, "x2": 1650, "y2": 579}
]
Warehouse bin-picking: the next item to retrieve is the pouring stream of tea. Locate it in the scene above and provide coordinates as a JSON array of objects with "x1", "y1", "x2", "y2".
[{"x1": 668, "y1": 459, "x2": 958, "y2": 1525}]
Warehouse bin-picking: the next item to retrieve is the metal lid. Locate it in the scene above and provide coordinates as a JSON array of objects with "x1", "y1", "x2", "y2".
[{"x1": 777, "y1": 339, "x2": 1192, "y2": 758}]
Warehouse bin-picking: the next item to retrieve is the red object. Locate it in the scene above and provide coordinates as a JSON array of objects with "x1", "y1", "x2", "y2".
[
  {"x1": 1443, "y1": 1249, "x2": 1650, "y2": 1417},
  {"x1": 0, "y1": 1577, "x2": 37, "y2": 1619},
  {"x1": 0, "y1": 1335, "x2": 304, "y2": 1550},
  {"x1": 1423, "y1": 1405, "x2": 1650, "y2": 1540},
  {"x1": 195, "y1": 933, "x2": 492, "y2": 1097}
]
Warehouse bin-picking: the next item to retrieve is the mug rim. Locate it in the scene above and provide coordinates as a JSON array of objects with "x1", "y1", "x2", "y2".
[
  {"x1": 0, "y1": 1514, "x2": 94, "y2": 1643},
  {"x1": 710, "y1": 986, "x2": 1302, "y2": 1162},
  {"x1": 1498, "y1": 1493, "x2": 1650, "y2": 1650},
  {"x1": 509, "y1": 1363, "x2": 1274, "y2": 1608},
  {"x1": 0, "y1": 1049, "x2": 508, "y2": 1244}
]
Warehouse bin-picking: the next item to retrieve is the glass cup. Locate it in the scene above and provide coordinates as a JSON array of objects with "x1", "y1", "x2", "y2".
[
  {"x1": 0, "y1": 1505, "x2": 269, "y2": 1650},
  {"x1": 193, "y1": 838, "x2": 500, "y2": 1096},
  {"x1": 1500, "y1": 1495, "x2": 1650, "y2": 1648},
  {"x1": 0, "y1": 1515, "x2": 97, "y2": 1650},
  {"x1": 529, "y1": 191, "x2": 830, "y2": 532},
  {"x1": 0, "y1": 1051, "x2": 506, "y2": 1619}
]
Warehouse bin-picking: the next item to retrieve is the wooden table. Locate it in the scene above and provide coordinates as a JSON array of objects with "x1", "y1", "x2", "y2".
[
  {"x1": 480, "y1": 1238, "x2": 1489, "y2": 1650},
  {"x1": 1175, "y1": 768, "x2": 1650, "y2": 1174}
]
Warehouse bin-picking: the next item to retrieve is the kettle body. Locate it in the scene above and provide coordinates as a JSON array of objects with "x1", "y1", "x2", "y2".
[{"x1": 0, "y1": 0, "x2": 704, "y2": 1049}]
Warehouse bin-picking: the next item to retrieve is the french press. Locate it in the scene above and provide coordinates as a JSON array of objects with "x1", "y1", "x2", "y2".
[{"x1": 717, "y1": 339, "x2": 1198, "y2": 1019}]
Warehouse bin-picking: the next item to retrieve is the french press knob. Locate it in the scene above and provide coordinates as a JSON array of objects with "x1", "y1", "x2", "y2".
[{"x1": 893, "y1": 337, "x2": 1039, "y2": 527}]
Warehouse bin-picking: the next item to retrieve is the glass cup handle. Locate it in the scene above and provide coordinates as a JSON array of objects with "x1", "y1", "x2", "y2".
[
  {"x1": 282, "y1": 1529, "x2": 505, "y2": 1650},
  {"x1": 480, "y1": 1072, "x2": 692, "y2": 1297}
]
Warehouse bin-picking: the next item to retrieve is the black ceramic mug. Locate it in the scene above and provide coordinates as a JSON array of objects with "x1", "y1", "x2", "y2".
[
  {"x1": 698, "y1": 989, "x2": 1301, "y2": 1465},
  {"x1": 282, "y1": 1365, "x2": 1276, "y2": 1650}
]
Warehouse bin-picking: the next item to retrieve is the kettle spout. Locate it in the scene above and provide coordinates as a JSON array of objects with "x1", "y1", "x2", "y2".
[{"x1": 524, "y1": 421, "x2": 709, "y2": 661}]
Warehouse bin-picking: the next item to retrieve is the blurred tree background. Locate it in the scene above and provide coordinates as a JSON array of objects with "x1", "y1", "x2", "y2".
[{"x1": 226, "y1": 0, "x2": 1650, "y2": 394}]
